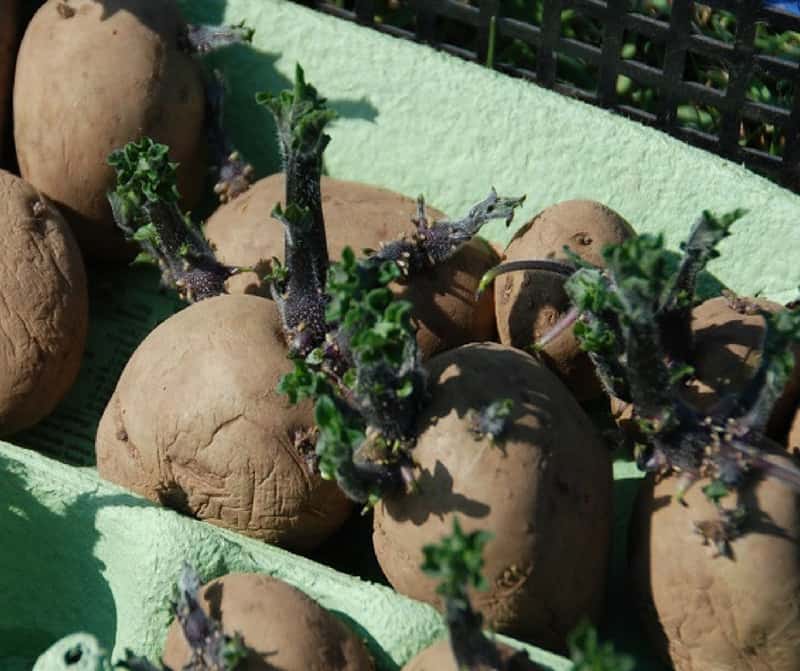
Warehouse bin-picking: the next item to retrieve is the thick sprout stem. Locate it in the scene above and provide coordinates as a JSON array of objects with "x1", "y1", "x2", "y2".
[
  {"x1": 374, "y1": 190, "x2": 526, "y2": 278},
  {"x1": 107, "y1": 138, "x2": 240, "y2": 303},
  {"x1": 257, "y1": 64, "x2": 336, "y2": 356}
]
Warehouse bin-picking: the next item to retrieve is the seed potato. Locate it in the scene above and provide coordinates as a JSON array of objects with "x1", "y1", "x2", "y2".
[
  {"x1": 13, "y1": 0, "x2": 206, "y2": 260},
  {"x1": 629, "y1": 469, "x2": 800, "y2": 671},
  {"x1": 95, "y1": 294, "x2": 352, "y2": 551},
  {"x1": 0, "y1": 169, "x2": 88, "y2": 435},
  {"x1": 373, "y1": 342, "x2": 613, "y2": 649},
  {"x1": 162, "y1": 572, "x2": 374, "y2": 670},
  {"x1": 494, "y1": 200, "x2": 635, "y2": 401},
  {"x1": 205, "y1": 173, "x2": 498, "y2": 359}
]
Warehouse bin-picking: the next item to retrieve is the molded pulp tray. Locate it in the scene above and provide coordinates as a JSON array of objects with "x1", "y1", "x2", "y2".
[{"x1": 4, "y1": 0, "x2": 800, "y2": 669}]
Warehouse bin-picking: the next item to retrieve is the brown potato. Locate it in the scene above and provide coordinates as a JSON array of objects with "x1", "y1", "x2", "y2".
[
  {"x1": 373, "y1": 342, "x2": 613, "y2": 650},
  {"x1": 687, "y1": 296, "x2": 800, "y2": 438},
  {"x1": 494, "y1": 200, "x2": 635, "y2": 401},
  {"x1": 629, "y1": 469, "x2": 800, "y2": 671},
  {"x1": 0, "y1": 0, "x2": 19, "y2": 161},
  {"x1": 205, "y1": 173, "x2": 497, "y2": 358},
  {"x1": 0, "y1": 170, "x2": 88, "y2": 435},
  {"x1": 95, "y1": 294, "x2": 352, "y2": 552},
  {"x1": 162, "y1": 572, "x2": 374, "y2": 670},
  {"x1": 402, "y1": 639, "x2": 541, "y2": 670},
  {"x1": 13, "y1": 0, "x2": 206, "y2": 260}
]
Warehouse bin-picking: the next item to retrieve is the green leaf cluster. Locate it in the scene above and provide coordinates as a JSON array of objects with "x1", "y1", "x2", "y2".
[
  {"x1": 108, "y1": 138, "x2": 179, "y2": 213},
  {"x1": 567, "y1": 621, "x2": 635, "y2": 671},
  {"x1": 256, "y1": 64, "x2": 337, "y2": 158},
  {"x1": 421, "y1": 518, "x2": 492, "y2": 602}
]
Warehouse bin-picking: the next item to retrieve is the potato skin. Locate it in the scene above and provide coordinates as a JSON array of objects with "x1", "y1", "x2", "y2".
[
  {"x1": 687, "y1": 296, "x2": 800, "y2": 438},
  {"x1": 95, "y1": 294, "x2": 352, "y2": 552},
  {"x1": 373, "y1": 343, "x2": 613, "y2": 650},
  {"x1": 162, "y1": 573, "x2": 374, "y2": 671},
  {"x1": 402, "y1": 639, "x2": 542, "y2": 671},
  {"x1": 0, "y1": 0, "x2": 19, "y2": 162},
  {"x1": 13, "y1": 0, "x2": 206, "y2": 260},
  {"x1": 494, "y1": 200, "x2": 635, "y2": 401},
  {"x1": 0, "y1": 170, "x2": 88, "y2": 435},
  {"x1": 205, "y1": 173, "x2": 497, "y2": 359},
  {"x1": 629, "y1": 469, "x2": 800, "y2": 671}
]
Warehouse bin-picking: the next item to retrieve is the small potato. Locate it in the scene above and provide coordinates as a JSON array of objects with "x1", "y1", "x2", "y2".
[
  {"x1": 95, "y1": 294, "x2": 351, "y2": 552},
  {"x1": 0, "y1": 0, "x2": 19, "y2": 161},
  {"x1": 205, "y1": 173, "x2": 497, "y2": 359},
  {"x1": 403, "y1": 639, "x2": 541, "y2": 670},
  {"x1": 14, "y1": 0, "x2": 206, "y2": 260},
  {"x1": 373, "y1": 343, "x2": 613, "y2": 650},
  {"x1": 687, "y1": 296, "x2": 800, "y2": 438},
  {"x1": 163, "y1": 573, "x2": 374, "y2": 670},
  {"x1": 629, "y1": 470, "x2": 800, "y2": 671},
  {"x1": 0, "y1": 170, "x2": 88, "y2": 435},
  {"x1": 495, "y1": 200, "x2": 635, "y2": 401}
]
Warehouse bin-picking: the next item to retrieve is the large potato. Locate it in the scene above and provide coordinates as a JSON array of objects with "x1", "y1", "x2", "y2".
[
  {"x1": 373, "y1": 343, "x2": 613, "y2": 650},
  {"x1": 687, "y1": 296, "x2": 800, "y2": 438},
  {"x1": 402, "y1": 639, "x2": 541, "y2": 670},
  {"x1": 95, "y1": 294, "x2": 352, "y2": 552},
  {"x1": 494, "y1": 200, "x2": 635, "y2": 401},
  {"x1": 629, "y1": 469, "x2": 800, "y2": 670},
  {"x1": 206, "y1": 173, "x2": 497, "y2": 358},
  {"x1": 0, "y1": 170, "x2": 88, "y2": 435},
  {"x1": 14, "y1": 0, "x2": 206, "y2": 260},
  {"x1": 163, "y1": 573, "x2": 374, "y2": 670},
  {"x1": 0, "y1": 0, "x2": 18, "y2": 162}
]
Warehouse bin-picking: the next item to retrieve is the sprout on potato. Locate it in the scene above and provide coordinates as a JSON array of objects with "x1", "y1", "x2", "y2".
[{"x1": 483, "y1": 210, "x2": 800, "y2": 553}]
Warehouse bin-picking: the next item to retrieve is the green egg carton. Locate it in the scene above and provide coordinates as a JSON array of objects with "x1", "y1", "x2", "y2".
[{"x1": 4, "y1": 0, "x2": 800, "y2": 669}]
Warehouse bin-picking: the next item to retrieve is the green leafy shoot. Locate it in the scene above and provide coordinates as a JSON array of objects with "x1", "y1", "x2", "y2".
[
  {"x1": 256, "y1": 63, "x2": 337, "y2": 162},
  {"x1": 567, "y1": 621, "x2": 635, "y2": 671},
  {"x1": 422, "y1": 517, "x2": 493, "y2": 605},
  {"x1": 278, "y1": 247, "x2": 424, "y2": 504},
  {"x1": 108, "y1": 138, "x2": 239, "y2": 302}
]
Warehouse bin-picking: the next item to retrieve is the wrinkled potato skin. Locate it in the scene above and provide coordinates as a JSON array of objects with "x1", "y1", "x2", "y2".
[
  {"x1": 688, "y1": 296, "x2": 800, "y2": 437},
  {"x1": 163, "y1": 573, "x2": 374, "y2": 671},
  {"x1": 495, "y1": 200, "x2": 635, "y2": 401},
  {"x1": 14, "y1": 0, "x2": 206, "y2": 260},
  {"x1": 205, "y1": 174, "x2": 497, "y2": 359},
  {"x1": 0, "y1": 170, "x2": 88, "y2": 435},
  {"x1": 402, "y1": 639, "x2": 541, "y2": 671},
  {"x1": 95, "y1": 295, "x2": 352, "y2": 551},
  {"x1": 630, "y1": 469, "x2": 800, "y2": 671},
  {"x1": 373, "y1": 343, "x2": 613, "y2": 650},
  {"x1": 0, "y1": 0, "x2": 18, "y2": 161}
]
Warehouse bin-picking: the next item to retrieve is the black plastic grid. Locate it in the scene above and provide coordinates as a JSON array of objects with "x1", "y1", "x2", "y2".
[{"x1": 295, "y1": 0, "x2": 800, "y2": 191}]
